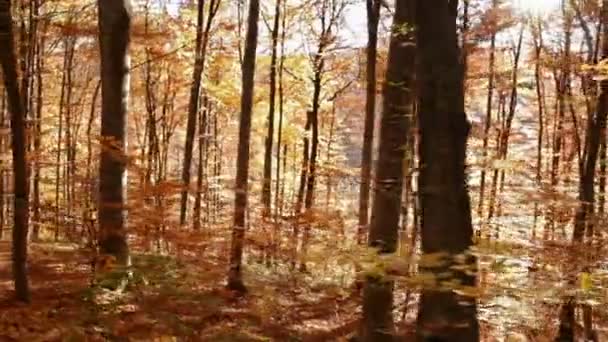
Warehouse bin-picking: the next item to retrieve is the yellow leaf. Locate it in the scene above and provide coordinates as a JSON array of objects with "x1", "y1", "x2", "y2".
[{"x1": 580, "y1": 272, "x2": 592, "y2": 292}]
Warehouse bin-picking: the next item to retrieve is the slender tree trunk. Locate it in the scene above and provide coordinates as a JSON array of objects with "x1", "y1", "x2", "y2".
[
  {"x1": 274, "y1": 0, "x2": 286, "y2": 222},
  {"x1": 193, "y1": 96, "x2": 208, "y2": 230},
  {"x1": 0, "y1": 0, "x2": 31, "y2": 302},
  {"x1": 478, "y1": 0, "x2": 497, "y2": 218},
  {"x1": 180, "y1": 0, "x2": 220, "y2": 225},
  {"x1": 54, "y1": 37, "x2": 70, "y2": 240},
  {"x1": 304, "y1": 71, "x2": 321, "y2": 211},
  {"x1": 533, "y1": 18, "x2": 545, "y2": 237},
  {"x1": 358, "y1": 0, "x2": 381, "y2": 243},
  {"x1": 496, "y1": 25, "x2": 525, "y2": 218},
  {"x1": 64, "y1": 37, "x2": 75, "y2": 234},
  {"x1": 295, "y1": 112, "x2": 310, "y2": 215},
  {"x1": 31, "y1": 6, "x2": 43, "y2": 241},
  {"x1": 97, "y1": 0, "x2": 132, "y2": 266},
  {"x1": 180, "y1": 0, "x2": 205, "y2": 225},
  {"x1": 326, "y1": 101, "x2": 336, "y2": 207},
  {"x1": 361, "y1": 0, "x2": 414, "y2": 340},
  {"x1": 227, "y1": 0, "x2": 260, "y2": 293},
  {"x1": 262, "y1": 0, "x2": 281, "y2": 217},
  {"x1": 416, "y1": 0, "x2": 479, "y2": 340}
]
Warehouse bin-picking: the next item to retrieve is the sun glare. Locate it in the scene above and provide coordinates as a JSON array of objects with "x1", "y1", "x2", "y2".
[{"x1": 514, "y1": 0, "x2": 560, "y2": 14}]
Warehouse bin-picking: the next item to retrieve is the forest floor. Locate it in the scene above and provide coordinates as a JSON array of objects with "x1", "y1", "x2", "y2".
[{"x1": 0, "y1": 233, "x2": 365, "y2": 342}]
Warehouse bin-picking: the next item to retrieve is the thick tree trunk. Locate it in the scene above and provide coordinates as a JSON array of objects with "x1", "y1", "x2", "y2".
[
  {"x1": 361, "y1": 0, "x2": 414, "y2": 340},
  {"x1": 0, "y1": 89, "x2": 5, "y2": 240},
  {"x1": 227, "y1": 0, "x2": 260, "y2": 293},
  {"x1": 97, "y1": 0, "x2": 132, "y2": 266},
  {"x1": 415, "y1": 0, "x2": 479, "y2": 340},
  {"x1": 0, "y1": 0, "x2": 31, "y2": 302},
  {"x1": 357, "y1": 0, "x2": 380, "y2": 243},
  {"x1": 574, "y1": 0, "x2": 608, "y2": 241}
]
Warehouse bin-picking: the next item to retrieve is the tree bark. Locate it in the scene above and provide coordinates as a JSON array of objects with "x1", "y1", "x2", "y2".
[
  {"x1": 361, "y1": 0, "x2": 414, "y2": 340},
  {"x1": 415, "y1": 0, "x2": 479, "y2": 340},
  {"x1": 227, "y1": 0, "x2": 260, "y2": 293},
  {"x1": 478, "y1": 0, "x2": 497, "y2": 218},
  {"x1": 357, "y1": 0, "x2": 381, "y2": 243},
  {"x1": 532, "y1": 18, "x2": 545, "y2": 237},
  {"x1": 261, "y1": 0, "x2": 281, "y2": 217},
  {"x1": 179, "y1": 0, "x2": 220, "y2": 225},
  {"x1": 0, "y1": 0, "x2": 31, "y2": 302},
  {"x1": 274, "y1": 0, "x2": 286, "y2": 221},
  {"x1": 97, "y1": 0, "x2": 132, "y2": 266},
  {"x1": 574, "y1": 0, "x2": 608, "y2": 242}
]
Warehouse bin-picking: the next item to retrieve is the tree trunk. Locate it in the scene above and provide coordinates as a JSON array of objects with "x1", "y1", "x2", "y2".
[
  {"x1": 496, "y1": 25, "x2": 525, "y2": 219},
  {"x1": 361, "y1": 0, "x2": 414, "y2": 340},
  {"x1": 358, "y1": 0, "x2": 381, "y2": 243},
  {"x1": 193, "y1": 95, "x2": 208, "y2": 230},
  {"x1": 0, "y1": 88, "x2": 5, "y2": 240},
  {"x1": 31, "y1": 5, "x2": 44, "y2": 241},
  {"x1": 295, "y1": 112, "x2": 310, "y2": 215},
  {"x1": 532, "y1": 18, "x2": 545, "y2": 237},
  {"x1": 478, "y1": 0, "x2": 497, "y2": 218},
  {"x1": 415, "y1": 0, "x2": 479, "y2": 340},
  {"x1": 179, "y1": 0, "x2": 220, "y2": 225},
  {"x1": 574, "y1": 0, "x2": 608, "y2": 242},
  {"x1": 262, "y1": 0, "x2": 281, "y2": 218},
  {"x1": 97, "y1": 0, "x2": 132, "y2": 266},
  {"x1": 274, "y1": 0, "x2": 286, "y2": 221},
  {"x1": 0, "y1": 0, "x2": 31, "y2": 302},
  {"x1": 227, "y1": 0, "x2": 260, "y2": 293},
  {"x1": 180, "y1": 0, "x2": 205, "y2": 225}
]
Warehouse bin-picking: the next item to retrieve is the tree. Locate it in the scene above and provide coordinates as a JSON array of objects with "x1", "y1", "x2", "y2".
[
  {"x1": 227, "y1": 0, "x2": 260, "y2": 293},
  {"x1": 478, "y1": 0, "x2": 498, "y2": 218},
  {"x1": 361, "y1": 0, "x2": 415, "y2": 340},
  {"x1": 573, "y1": 0, "x2": 608, "y2": 241},
  {"x1": 0, "y1": 0, "x2": 30, "y2": 302},
  {"x1": 97, "y1": 0, "x2": 132, "y2": 266},
  {"x1": 179, "y1": 0, "x2": 221, "y2": 226},
  {"x1": 415, "y1": 0, "x2": 479, "y2": 340},
  {"x1": 261, "y1": 0, "x2": 281, "y2": 218},
  {"x1": 357, "y1": 0, "x2": 381, "y2": 243}
]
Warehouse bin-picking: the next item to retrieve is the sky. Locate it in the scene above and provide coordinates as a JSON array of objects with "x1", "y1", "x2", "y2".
[
  {"x1": 513, "y1": 0, "x2": 561, "y2": 14},
  {"x1": 162, "y1": 0, "x2": 564, "y2": 49}
]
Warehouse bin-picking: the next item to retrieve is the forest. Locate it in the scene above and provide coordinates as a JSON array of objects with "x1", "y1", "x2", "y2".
[{"x1": 0, "y1": 0, "x2": 607, "y2": 341}]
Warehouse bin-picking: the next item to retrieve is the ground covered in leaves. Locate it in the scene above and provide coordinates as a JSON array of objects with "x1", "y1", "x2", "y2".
[
  {"x1": 1, "y1": 223, "x2": 606, "y2": 341},
  {"x1": 0, "y1": 233, "x2": 366, "y2": 342}
]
